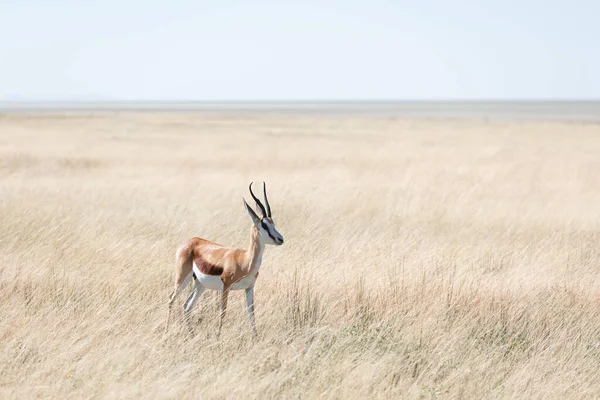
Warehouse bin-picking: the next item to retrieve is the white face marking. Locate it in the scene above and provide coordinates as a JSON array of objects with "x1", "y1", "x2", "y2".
[{"x1": 259, "y1": 218, "x2": 284, "y2": 246}]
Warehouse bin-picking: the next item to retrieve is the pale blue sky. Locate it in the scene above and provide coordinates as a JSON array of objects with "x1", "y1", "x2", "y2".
[{"x1": 0, "y1": 0, "x2": 598, "y2": 101}]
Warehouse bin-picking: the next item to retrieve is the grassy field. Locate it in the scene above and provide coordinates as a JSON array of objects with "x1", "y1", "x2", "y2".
[{"x1": 1, "y1": 112, "x2": 600, "y2": 399}]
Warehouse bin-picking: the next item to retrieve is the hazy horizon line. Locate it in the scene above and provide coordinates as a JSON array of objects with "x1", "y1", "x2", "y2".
[{"x1": 1, "y1": 98, "x2": 600, "y2": 104}]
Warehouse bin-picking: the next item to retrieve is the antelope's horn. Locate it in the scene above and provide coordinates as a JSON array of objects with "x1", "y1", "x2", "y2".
[
  {"x1": 249, "y1": 182, "x2": 267, "y2": 217},
  {"x1": 263, "y1": 182, "x2": 272, "y2": 218}
]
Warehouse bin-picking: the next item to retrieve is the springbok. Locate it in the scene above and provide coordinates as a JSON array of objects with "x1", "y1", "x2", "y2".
[{"x1": 166, "y1": 182, "x2": 284, "y2": 335}]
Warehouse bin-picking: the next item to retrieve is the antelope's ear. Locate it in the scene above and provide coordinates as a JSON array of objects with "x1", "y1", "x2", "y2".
[{"x1": 243, "y1": 198, "x2": 260, "y2": 224}]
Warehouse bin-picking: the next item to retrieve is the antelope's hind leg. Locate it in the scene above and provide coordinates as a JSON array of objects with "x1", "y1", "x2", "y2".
[
  {"x1": 165, "y1": 272, "x2": 192, "y2": 332},
  {"x1": 165, "y1": 252, "x2": 194, "y2": 331},
  {"x1": 183, "y1": 276, "x2": 207, "y2": 318}
]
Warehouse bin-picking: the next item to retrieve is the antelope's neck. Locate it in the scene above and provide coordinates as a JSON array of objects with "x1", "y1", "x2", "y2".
[{"x1": 247, "y1": 226, "x2": 265, "y2": 274}]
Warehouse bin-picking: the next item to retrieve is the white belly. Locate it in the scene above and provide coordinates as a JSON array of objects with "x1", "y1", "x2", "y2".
[{"x1": 192, "y1": 263, "x2": 257, "y2": 291}]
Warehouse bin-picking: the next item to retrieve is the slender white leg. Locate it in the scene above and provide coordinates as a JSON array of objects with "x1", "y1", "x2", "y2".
[
  {"x1": 168, "y1": 273, "x2": 192, "y2": 307},
  {"x1": 184, "y1": 281, "x2": 206, "y2": 315},
  {"x1": 245, "y1": 286, "x2": 257, "y2": 334},
  {"x1": 166, "y1": 272, "x2": 192, "y2": 332}
]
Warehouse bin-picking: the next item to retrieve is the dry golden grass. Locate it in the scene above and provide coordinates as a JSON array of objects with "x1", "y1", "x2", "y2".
[{"x1": 1, "y1": 112, "x2": 600, "y2": 399}]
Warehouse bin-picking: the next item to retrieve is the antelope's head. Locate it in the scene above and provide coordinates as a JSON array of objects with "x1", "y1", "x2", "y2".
[{"x1": 243, "y1": 182, "x2": 284, "y2": 246}]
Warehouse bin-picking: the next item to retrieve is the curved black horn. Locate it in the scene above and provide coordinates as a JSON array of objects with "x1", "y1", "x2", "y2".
[
  {"x1": 249, "y1": 182, "x2": 267, "y2": 217},
  {"x1": 263, "y1": 182, "x2": 272, "y2": 217}
]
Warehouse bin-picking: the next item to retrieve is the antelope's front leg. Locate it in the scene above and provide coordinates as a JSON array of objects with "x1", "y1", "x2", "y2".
[
  {"x1": 245, "y1": 286, "x2": 257, "y2": 334},
  {"x1": 217, "y1": 285, "x2": 230, "y2": 337}
]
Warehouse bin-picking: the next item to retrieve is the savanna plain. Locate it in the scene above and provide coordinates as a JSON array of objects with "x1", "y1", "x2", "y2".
[{"x1": 1, "y1": 112, "x2": 600, "y2": 399}]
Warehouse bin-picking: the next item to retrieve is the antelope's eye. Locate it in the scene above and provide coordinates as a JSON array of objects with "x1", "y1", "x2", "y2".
[{"x1": 261, "y1": 222, "x2": 269, "y2": 230}]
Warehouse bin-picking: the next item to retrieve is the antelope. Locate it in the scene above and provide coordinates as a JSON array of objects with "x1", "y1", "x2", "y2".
[{"x1": 166, "y1": 182, "x2": 284, "y2": 335}]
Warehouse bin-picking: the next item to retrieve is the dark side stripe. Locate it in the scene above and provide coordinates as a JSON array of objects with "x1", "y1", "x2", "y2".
[{"x1": 193, "y1": 256, "x2": 224, "y2": 276}]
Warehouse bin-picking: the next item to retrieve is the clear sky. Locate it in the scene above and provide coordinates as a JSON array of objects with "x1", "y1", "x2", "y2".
[{"x1": 0, "y1": 0, "x2": 598, "y2": 101}]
